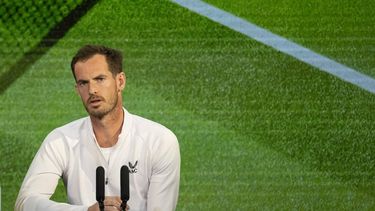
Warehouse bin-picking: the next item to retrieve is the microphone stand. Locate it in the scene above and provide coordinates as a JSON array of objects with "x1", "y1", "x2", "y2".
[
  {"x1": 96, "y1": 166, "x2": 105, "y2": 211},
  {"x1": 121, "y1": 202, "x2": 127, "y2": 211},
  {"x1": 120, "y1": 165, "x2": 130, "y2": 211},
  {"x1": 99, "y1": 201, "x2": 105, "y2": 211}
]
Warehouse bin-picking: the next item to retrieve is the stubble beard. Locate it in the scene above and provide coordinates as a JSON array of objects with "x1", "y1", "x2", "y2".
[{"x1": 85, "y1": 92, "x2": 119, "y2": 120}]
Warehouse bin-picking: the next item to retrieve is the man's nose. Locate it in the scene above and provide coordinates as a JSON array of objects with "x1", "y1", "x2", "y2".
[{"x1": 88, "y1": 82, "x2": 98, "y2": 94}]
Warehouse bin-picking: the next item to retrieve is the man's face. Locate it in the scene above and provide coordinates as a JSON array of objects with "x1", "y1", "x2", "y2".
[{"x1": 74, "y1": 54, "x2": 125, "y2": 119}]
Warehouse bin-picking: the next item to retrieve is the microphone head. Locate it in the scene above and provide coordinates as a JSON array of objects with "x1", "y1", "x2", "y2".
[
  {"x1": 120, "y1": 165, "x2": 130, "y2": 201},
  {"x1": 96, "y1": 166, "x2": 105, "y2": 202}
]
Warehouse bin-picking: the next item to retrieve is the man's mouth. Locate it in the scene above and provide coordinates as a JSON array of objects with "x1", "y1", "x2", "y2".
[
  {"x1": 88, "y1": 97, "x2": 103, "y2": 106},
  {"x1": 90, "y1": 99, "x2": 101, "y2": 103}
]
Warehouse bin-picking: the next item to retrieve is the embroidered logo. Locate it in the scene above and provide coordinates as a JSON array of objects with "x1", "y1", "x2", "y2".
[{"x1": 128, "y1": 161, "x2": 138, "y2": 174}]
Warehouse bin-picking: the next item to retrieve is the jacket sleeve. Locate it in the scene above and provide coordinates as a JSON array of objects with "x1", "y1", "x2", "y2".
[
  {"x1": 14, "y1": 131, "x2": 89, "y2": 211},
  {"x1": 147, "y1": 130, "x2": 180, "y2": 211}
]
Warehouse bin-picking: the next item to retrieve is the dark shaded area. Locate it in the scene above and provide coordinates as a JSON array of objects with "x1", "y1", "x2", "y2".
[{"x1": 0, "y1": 0, "x2": 99, "y2": 94}]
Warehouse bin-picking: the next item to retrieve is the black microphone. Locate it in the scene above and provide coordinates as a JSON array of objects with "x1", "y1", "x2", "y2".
[
  {"x1": 96, "y1": 166, "x2": 105, "y2": 211},
  {"x1": 120, "y1": 165, "x2": 130, "y2": 211}
]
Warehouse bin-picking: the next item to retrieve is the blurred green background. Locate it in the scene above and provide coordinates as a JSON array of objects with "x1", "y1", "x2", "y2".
[{"x1": 1, "y1": 0, "x2": 374, "y2": 210}]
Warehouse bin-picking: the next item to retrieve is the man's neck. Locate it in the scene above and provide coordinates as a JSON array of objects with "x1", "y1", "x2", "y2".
[{"x1": 91, "y1": 106, "x2": 124, "y2": 148}]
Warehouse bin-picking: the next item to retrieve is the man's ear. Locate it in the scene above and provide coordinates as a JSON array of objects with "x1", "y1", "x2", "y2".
[
  {"x1": 74, "y1": 83, "x2": 79, "y2": 95},
  {"x1": 117, "y1": 72, "x2": 126, "y2": 91}
]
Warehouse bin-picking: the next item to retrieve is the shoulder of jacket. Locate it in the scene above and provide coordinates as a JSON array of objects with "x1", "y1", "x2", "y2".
[{"x1": 44, "y1": 116, "x2": 89, "y2": 143}]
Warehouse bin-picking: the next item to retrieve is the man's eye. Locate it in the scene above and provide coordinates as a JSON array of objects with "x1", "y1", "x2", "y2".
[{"x1": 78, "y1": 81, "x2": 87, "y2": 86}]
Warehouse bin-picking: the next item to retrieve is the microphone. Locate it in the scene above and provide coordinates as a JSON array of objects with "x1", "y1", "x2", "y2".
[
  {"x1": 120, "y1": 165, "x2": 130, "y2": 211},
  {"x1": 96, "y1": 166, "x2": 105, "y2": 211}
]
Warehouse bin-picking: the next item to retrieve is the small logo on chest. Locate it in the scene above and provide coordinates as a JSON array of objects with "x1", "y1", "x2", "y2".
[{"x1": 128, "y1": 161, "x2": 138, "y2": 174}]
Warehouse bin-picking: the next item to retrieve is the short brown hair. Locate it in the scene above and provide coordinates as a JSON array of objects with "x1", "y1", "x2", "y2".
[{"x1": 71, "y1": 44, "x2": 123, "y2": 80}]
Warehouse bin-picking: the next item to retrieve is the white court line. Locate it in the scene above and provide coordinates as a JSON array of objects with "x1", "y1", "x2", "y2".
[{"x1": 172, "y1": 0, "x2": 375, "y2": 94}]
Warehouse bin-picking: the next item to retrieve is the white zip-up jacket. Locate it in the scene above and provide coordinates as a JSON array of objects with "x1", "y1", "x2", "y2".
[{"x1": 15, "y1": 109, "x2": 180, "y2": 211}]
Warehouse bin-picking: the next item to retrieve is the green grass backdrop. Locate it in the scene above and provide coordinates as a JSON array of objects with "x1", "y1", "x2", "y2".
[
  {"x1": 1, "y1": 0, "x2": 375, "y2": 210},
  {"x1": 0, "y1": 0, "x2": 83, "y2": 76}
]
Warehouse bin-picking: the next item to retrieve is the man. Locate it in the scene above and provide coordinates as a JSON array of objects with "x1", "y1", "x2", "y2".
[{"x1": 15, "y1": 45, "x2": 180, "y2": 211}]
